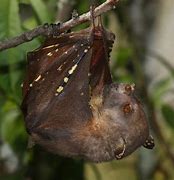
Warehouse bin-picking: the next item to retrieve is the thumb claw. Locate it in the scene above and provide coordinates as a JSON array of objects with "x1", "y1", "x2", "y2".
[{"x1": 143, "y1": 135, "x2": 155, "y2": 149}]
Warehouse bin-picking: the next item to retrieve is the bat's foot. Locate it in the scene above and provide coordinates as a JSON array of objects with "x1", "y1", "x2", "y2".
[{"x1": 43, "y1": 22, "x2": 61, "y2": 37}]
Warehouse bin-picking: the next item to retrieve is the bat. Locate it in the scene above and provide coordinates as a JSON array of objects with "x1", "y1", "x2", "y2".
[{"x1": 21, "y1": 13, "x2": 154, "y2": 163}]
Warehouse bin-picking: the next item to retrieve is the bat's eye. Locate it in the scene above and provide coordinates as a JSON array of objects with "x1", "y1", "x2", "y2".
[
  {"x1": 123, "y1": 103, "x2": 133, "y2": 114},
  {"x1": 125, "y1": 84, "x2": 135, "y2": 94},
  {"x1": 125, "y1": 84, "x2": 132, "y2": 93}
]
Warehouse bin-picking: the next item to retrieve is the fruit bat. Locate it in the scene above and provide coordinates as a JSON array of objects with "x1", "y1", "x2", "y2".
[{"x1": 21, "y1": 14, "x2": 154, "y2": 163}]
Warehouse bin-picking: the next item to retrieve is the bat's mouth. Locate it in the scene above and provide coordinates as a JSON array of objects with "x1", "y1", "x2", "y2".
[{"x1": 114, "y1": 137, "x2": 127, "y2": 160}]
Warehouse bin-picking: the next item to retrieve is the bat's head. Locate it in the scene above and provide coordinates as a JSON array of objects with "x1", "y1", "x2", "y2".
[{"x1": 89, "y1": 83, "x2": 154, "y2": 161}]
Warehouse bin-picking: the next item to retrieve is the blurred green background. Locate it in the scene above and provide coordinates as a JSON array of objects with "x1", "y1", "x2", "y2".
[{"x1": 0, "y1": 0, "x2": 174, "y2": 179}]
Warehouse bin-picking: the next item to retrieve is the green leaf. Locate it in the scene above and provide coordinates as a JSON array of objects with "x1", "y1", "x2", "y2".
[
  {"x1": 0, "y1": 0, "x2": 24, "y2": 92},
  {"x1": 0, "y1": 74, "x2": 11, "y2": 93},
  {"x1": 0, "y1": 0, "x2": 22, "y2": 39},
  {"x1": 0, "y1": 100, "x2": 27, "y2": 149},
  {"x1": 30, "y1": 0, "x2": 52, "y2": 24},
  {"x1": 116, "y1": 47, "x2": 133, "y2": 67},
  {"x1": 19, "y1": 0, "x2": 30, "y2": 4},
  {"x1": 161, "y1": 104, "x2": 174, "y2": 128}
]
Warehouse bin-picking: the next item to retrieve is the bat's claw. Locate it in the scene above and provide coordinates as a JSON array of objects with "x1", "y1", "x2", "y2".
[{"x1": 143, "y1": 135, "x2": 155, "y2": 149}]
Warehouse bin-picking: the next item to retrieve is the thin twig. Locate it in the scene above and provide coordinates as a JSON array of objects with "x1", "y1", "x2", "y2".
[{"x1": 0, "y1": 0, "x2": 119, "y2": 52}]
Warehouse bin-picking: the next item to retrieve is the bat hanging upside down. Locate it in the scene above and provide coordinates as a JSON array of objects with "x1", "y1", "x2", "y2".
[{"x1": 21, "y1": 13, "x2": 154, "y2": 163}]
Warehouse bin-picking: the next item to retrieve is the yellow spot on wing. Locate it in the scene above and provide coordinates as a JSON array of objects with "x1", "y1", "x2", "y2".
[
  {"x1": 64, "y1": 77, "x2": 69, "y2": 83},
  {"x1": 68, "y1": 64, "x2": 77, "y2": 74},
  {"x1": 47, "y1": 52, "x2": 53, "y2": 56},
  {"x1": 68, "y1": 69, "x2": 73, "y2": 74},
  {"x1": 57, "y1": 86, "x2": 64, "y2": 93},
  {"x1": 42, "y1": 44, "x2": 59, "y2": 50},
  {"x1": 57, "y1": 65, "x2": 62, "y2": 71},
  {"x1": 34, "y1": 75, "x2": 41, "y2": 82},
  {"x1": 72, "y1": 64, "x2": 77, "y2": 71}
]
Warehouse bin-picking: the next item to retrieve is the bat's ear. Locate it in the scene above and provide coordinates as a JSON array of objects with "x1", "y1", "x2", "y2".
[{"x1": 143, "y1": 135, "x2": 155, "y2": 149}]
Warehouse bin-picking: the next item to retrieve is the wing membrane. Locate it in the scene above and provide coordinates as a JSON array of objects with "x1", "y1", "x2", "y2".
[{"x1": 22, "y1": 30, "x2": 93, "y2": 132}]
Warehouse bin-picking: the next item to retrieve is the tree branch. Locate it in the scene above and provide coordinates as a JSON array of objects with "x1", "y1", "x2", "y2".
[{"x1": 0, "y1": 0, "x2": 119, "y2": 52}]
